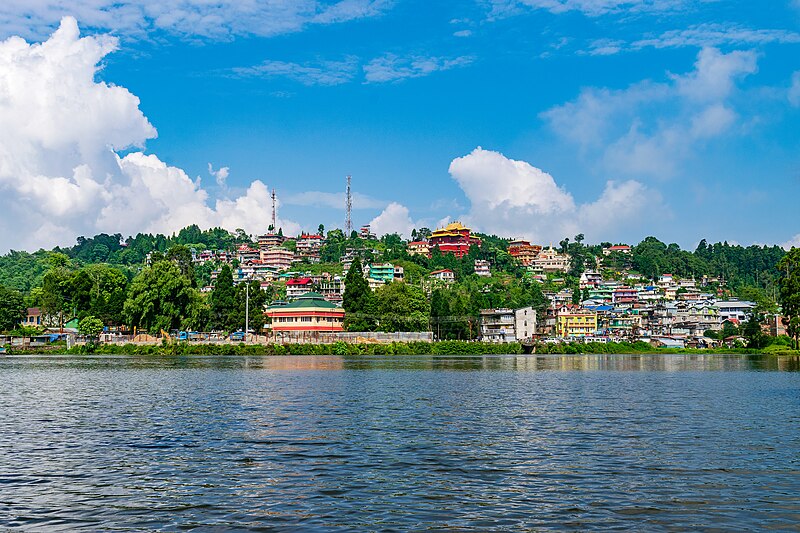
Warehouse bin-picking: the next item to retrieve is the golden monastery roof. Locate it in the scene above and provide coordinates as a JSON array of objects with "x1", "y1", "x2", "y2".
[{"x1": 431, "y1": 221, "x2": 471, "y2": 236}]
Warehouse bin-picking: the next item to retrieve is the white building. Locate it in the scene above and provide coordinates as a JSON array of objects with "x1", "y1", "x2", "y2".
[
  {"x1": 474, "y1": 260, "x2": 491, "y2": 277},
  {"x1": 514, "y1": 307, "x2": 536, "y2": 341}
]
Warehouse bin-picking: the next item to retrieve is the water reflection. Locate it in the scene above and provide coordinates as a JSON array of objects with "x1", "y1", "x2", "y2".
[{"x1": 1, "y1": 354, "x2": 799, "y2": 530}]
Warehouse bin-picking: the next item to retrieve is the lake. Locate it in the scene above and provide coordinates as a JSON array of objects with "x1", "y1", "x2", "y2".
[{"x1": 1, "y1": 354, "x2": 799, "y2": 531}]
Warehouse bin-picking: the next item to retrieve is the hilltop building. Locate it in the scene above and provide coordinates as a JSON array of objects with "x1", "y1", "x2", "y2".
[{"x1": 427, "y1": 222, "x2": 481, "y2": 258}]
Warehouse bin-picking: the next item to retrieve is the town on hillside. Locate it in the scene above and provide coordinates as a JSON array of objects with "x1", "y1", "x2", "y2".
[{"x1": 1, "y1": 219, "x2": 799, "y2": 351}]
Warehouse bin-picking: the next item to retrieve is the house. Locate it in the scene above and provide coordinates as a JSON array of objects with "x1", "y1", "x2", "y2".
[
  {"x1": 480, "y1": 309, "x2": 517, "y2": 342},
  {"x1": 360, "y1": 225, "x2": 377, "y2": 240},
  {"x1": 427, "y1": 222, "x2": 481, "y2": 258},
  {"x1": 429, "y1": 269, "x2": 455, "y2": 283},
  {"x1": 258, "y1": 233, "x2": 286, "y2": 249},
  {"x1": 260, "y1": 246, "x2": 295, "y2": 271},
  {"x1": 580, "y1": 271, "x2": 602, "y2": 289},
  {"x1": 296, "y1": 234, "x2": 324, "y2": 263},
  {"x1": 474, "y1": 259, "x2": 491, "y2": 277},
  {"x1": 508, "y1": 240, "x2": 541, "y2": 266},
  {"x1": 407, "y1": 241, "x2": 430, "y2": 256},
  {"x1": 265, "y1": 292, "x2": 345, "y2": 333},
  {"x1": 556, "y1": 305, "x2": 598, "y2": 338},
  {"x1": 603, "y1": 244, "x2": 632, "y2": 256},
  {"x1": 24, "y1": 307, "x2": 42, "y2": 327},
  {"x1": 319, "y1": 277, "x2": 345, "y2": 305},
  {"x1": 714, "y1": 299, "x2": 756, "y2": 323},
  {"x1": 236, "y1": 244, "x2": 260, "y2": 263},
  {"x1": 286, "y1": 277, "x2": 314, "y2": 299},
  {"x1": 365, "y1": 263, "x2": 397, "y2": 284},
  {"x1": 530, "y1": 247, "x2": 570, "y2": 273}
]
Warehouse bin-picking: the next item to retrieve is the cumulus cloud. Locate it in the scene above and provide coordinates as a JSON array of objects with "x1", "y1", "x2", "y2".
[
  {"x1": 0, "y1": 0, "x2": 393, "y2": 41},
  {"x1": 448, "y1": 147, "x2": 660, "y2": 243},
  {"x1": 363, "y1": 54, "x2": 473, "y2": 83},
  {"x1": 0, "y1": 17, "x2": 300, "y2": 252},
  {"x1": 208, "y1": 163, "x2": 229, "y2": 187},
  {"x1": 368, "y1": 202, "x2": 415, "y2": 238},
  {"x1": 783, "y1": 234, "x2": 800, "y2": 250},
  {"x1": 542, "y1": 47, "x2": 757, "y2": 179}
]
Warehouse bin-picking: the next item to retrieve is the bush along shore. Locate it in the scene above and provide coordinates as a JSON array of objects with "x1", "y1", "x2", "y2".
[{"x1": 16, "y1": 340, "x2": 793, "y2": 356}]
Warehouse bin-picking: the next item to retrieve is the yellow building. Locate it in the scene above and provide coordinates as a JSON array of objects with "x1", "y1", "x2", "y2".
[{"x1": 556, "y1": 305, "x2": 598, "y2": 338}]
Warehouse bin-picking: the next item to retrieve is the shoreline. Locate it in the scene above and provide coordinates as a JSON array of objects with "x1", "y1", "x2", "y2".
[{"x1": 4, "y1": 340, "x2": 799, "y2": 357}]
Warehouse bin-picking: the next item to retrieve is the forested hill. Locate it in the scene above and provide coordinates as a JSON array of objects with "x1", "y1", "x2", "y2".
[{"x1": 0, "y1": 226, "x2": 789, "y2": 298}]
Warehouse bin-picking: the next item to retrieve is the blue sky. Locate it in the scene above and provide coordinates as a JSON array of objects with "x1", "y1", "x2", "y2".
[{"x1": 0, "y1": 0, "x2": 798, "y2": 251}]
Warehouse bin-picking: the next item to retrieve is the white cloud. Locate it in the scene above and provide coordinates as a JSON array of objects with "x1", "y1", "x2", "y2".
[
  {"x1": 453, "y1": 30, "x2": 473, "y2": 37},
  {"x1": 487, "y1": 0, "x2": 687, "y2": 17},
  {"x1": 790, "y1": 71, "x2": 800, "y2": 107},
  {"x1": 368, "y1": 202, "x2": 415, "y2": 238},
  {"x1": 632, "y1": 24, "x2": 800, "y2": 50},
  {"x1": 542, "y1": 47, "x2": 757, "y2": 179},
  {"x1": 208, "y1": 163, "x2": 229, "y2": 187},
  {"x1": 0, "y1": 17, "x2": 300, "y2": 252},
  {"x1": 0, "y1": 0, "x2": 393, "y2": 41},
  {"x1": 783, "y1": 234, "x2": 800, "y2": 250},
  {"x1": 363, "y1": 54, "x2": 473, "y2": 83},
  {"x1": 231, "y1": 57, "x2": 359, "y2": 86},
  {"x1": 448, "y1": 147, "x2": 659, "y2": 243}
]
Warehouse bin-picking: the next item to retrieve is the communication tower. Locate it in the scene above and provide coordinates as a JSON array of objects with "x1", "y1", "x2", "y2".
[
  {"x1": 345, "y1": 175, "x2": 352, "y2": 236},
  {"x1": 271, "y1": 188, "x2": 277, "y2": 231}
]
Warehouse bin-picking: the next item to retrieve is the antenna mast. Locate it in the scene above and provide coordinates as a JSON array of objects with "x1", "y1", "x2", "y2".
[
  {"x1": 345, "y1": 175, "x2": 352, "y2": 236},
  {"x1": 271, "y1": 188, "x2": 277, "y2": 231}
]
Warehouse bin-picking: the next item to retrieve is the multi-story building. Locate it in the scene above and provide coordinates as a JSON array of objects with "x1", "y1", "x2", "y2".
[
  {"x1": 474, "y1": 259, "x2": 491, "y2": 277},
  {"x1": 296, "y1": 234, "x2": 324, "y2": 263},
  {"x1": 602, "y1": 244, "x2": 632, "y2": 256},
  {"x1": 428, "y1": 222, "x2": 481, "y2": 258},
  {"x1": 360, "y1": 225, "x2": 377, "y2": 240},
  {"x1": 260, "y1": 247, "x2": 295, "y2": 271},
  {"x1": 715, "y1": 299, "x2": 756, "y2": 323},
  {"x1": 429, "y1": 269, "x2": 455, "y2": 283},
  {"x1": 556, "y1": 305, "x2": 598, "y2": 338},
  {"x1": 580, "y1": 271, "x2": 603, "y2": 289},
  {"x1": 236, "y1": 244, "x2": 260, "y2": 264},
  {"x1": 480, "y1": 309, "x2": 517, "y2": 342},
  {"x1": 514, "y1": 307, "x2": 536, "y2": 342},
  {"x1": 258, "y1": 233, "x2": 286, "y2": 249},
  {"x1": 286, "y1": 277, "x2": 314, "y2": 299},
  {"x1": 508, "y1": 240, "x2": 541, "y2": 266},
  {"x1": 407, "y1": 241, "x2": 430, "y2": 257},
  {"x1": 365, "y1": 263, "x2": 397, "y2": 284},
  {"x1": 530, "y1": 247, "x2": 570, "y2": 273},
  {"x1": 265, "y1": 292, "x2": 345, "y2": 333},
  {"x1": 319, "y1": 277, "x2": 345, "y2": 305}
]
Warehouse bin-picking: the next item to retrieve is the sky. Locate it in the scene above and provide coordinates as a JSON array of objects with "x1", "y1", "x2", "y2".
[{"x1": 0, "y1": 0, "x2": 798, "y2": 253}]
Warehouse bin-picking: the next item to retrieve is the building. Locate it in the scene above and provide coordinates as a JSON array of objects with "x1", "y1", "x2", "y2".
[
  {"x1": 514, "y1": 307, "x2": 536, "y2": 342},
  {"x1": 480, "y1": 309, "x2": 517, "y2": 342},
  {"x1": 24, "y1": 307, "x2": 42, "y2": 327},
  {"x1": 360, "y1": 225, "x2": 377, "y2": 240},
  {"x1": 365, "y1": 263, "x2": 397, "y2": 284},
  {"x1": 296, "y1": 234, "x2": 324, "y2": 263},
  {"x1": 260, "y1": 246, "x2": 295, "y2": 271},
  {"x1": 580, "y1": 271, "x2": 602, "y2": 289},
  {"x1": 474, "y1": 259, "x2": 491, "y2": 277},
  {"x1": 258, "y1": 233, "x2": 286, "y2": 249},
  {"x1": 265, "y1": 292, "x2": 345, "y2": 332},
  {"x1": 508, "y1": 240, "x2": 541, "y2": 266},
  {"x1": 286, "y1": 277, "x2": 314, "y2": 299},
  {"x1": 427, "y1": 222, "x2": 481, "y2": 258},
  {"x1": 556, "y1": 305, "x2": 598, "y2": 338},
  {"x1": 407, "y1": 241, "x2": 430, "y2": 257},
  {"x1": 319, "y1": 277, "x2": 345, "y2": 305},
  {"x1": 715, "y1": 299, "x2": 756, "y2": 323},
  {"x1": 429, "y1": 269, "x2": 455, "y2": 283},
  {"x1": 530, "y1": 247, "x2": 570, "y2": 273},
  {"x1": 236, "y1": 244, "x2": 260, "y2": 264},
  {"x1": 602, "y1": 244, "x2": 632, "y2": 256}
]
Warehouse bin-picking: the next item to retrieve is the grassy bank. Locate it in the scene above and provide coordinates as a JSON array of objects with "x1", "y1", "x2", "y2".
[{"x1": 6, "y1": 340, "x2": 799, "y2": 357}]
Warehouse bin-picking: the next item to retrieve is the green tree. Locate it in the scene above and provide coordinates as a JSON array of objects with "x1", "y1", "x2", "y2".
[
  {"x1": 742, "y1": 315, "x2": 768, "y2": 349},
  {"x1": 778, "y1": 248, "x2": 800, "y2": 349},
  {"x1": 123, "y1": 261, "x2": 198, "y2": 334},
  {"x1": 373, "y1": 282, "x2": 430, "y2": 332},
  {"x1": 78, "y1": 315, "x2": 104, "y2": 339},
  {"x1": 0, "y1": 285, "x2": 26, "y2": 331},
  {"x1": 209, "y1": 264, "x2": 237, "y2": 331},
  {"x1": 165, "y1": 245, "x2": 196, "y2": 285},
  {"x1": 343, "y1": 258, "x2": 374, "y2": 331}
]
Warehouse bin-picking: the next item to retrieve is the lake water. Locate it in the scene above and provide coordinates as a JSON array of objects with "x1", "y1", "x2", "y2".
[{"x1": 1, "y1": 354, "x2": 799, "y2": 531}]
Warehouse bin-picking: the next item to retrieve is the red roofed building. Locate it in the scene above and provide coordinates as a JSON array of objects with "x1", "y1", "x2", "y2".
[
  {"x1": 428, "y1": 222, "x2": 481, "y2": 258},
  {"x1": 286, "y1": 277, "x2": 314, "y2": 299},
  {"x1": 508, "y1": 240, "x2": 542, "y2": 266}
]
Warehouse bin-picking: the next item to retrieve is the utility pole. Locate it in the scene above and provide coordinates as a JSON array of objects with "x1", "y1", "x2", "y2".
[
  {"x1": 345, "y1": 175, "x2": 352, "y2": 237},
  {"x1": 245, "y1": 282, "x2": 250, "y2": 343},
  {"x1": 271, "y1": 189, "x2": 277, "y2": 232}
]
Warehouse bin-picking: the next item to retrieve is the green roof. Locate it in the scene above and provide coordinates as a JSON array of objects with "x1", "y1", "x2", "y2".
[{"x1": 267, "y1": 292, "x2": 339, "y2": 310}]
